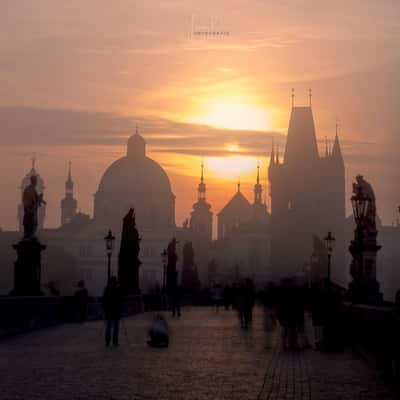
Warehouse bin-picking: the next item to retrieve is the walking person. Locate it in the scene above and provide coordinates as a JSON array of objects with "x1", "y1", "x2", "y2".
[
  {"x1": 210, "y1": 282, "x2": 223, "y2": 313},
  {"x1": 243, "y1": 279, "x2": 256, "y2": 328},
  {"x1": 170, "y1": 271, "x2": 181, "y2": 317},
  {"x1": 102, "y1": 276, "x2": 124, "y2": 347}
]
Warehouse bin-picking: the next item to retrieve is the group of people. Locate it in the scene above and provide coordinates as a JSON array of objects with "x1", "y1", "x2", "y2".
[
  {"x1": 260, "y1": 278, "x2": 344, "y2": 352},
  {"x1": 210, "y1": 279, "x2": 256, "y2": 329}
]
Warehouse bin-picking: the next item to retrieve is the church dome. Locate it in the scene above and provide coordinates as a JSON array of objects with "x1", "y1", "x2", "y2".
[{"x1": 94, "y1": 132, "x2": 175, "y2": 229}]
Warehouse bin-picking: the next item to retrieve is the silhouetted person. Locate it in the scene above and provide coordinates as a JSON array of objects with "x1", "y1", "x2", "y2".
[
  {"x1": 223, "y1": 285, "x2": 232, "y2": 310},
  {"x1": 74, "y1": 280, "x2": 89, "y2": 322},
  {"x1": 211, "y1": 282, "x2": 223, "y2": 312},
  {"x1": 311, "y1": 282, "x2": 325, "y2": 349},
  {"x1": 393, "y1": 289, "x2": 400, "y2": 378},
  {"x1": 102, "y1": 276, "x2": 124, "y2": 347},
  {"x1": 276, "y1": 280, "x2": 301, "y2": 351},
  {"x1": 170, "y1": 271, "x2": 181, "y2": 317},
  {"x1": 321, "y1": 279, "x2": 343, "y2": 351},
  {"x1": 242, "y1": 279, "x2": 256, "y2": 328}
]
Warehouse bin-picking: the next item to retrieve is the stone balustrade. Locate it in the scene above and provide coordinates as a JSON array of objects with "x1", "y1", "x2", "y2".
[{"x1": 0, "y1": 295, "x2": 143, "y2": 339}]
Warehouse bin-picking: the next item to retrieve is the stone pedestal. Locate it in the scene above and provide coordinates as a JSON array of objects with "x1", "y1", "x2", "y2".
[
  {"x1": 348, "y1": 237, "x2": 382, "y2": 304},
  {"x1": 10, "y1": 239, "x2": 46, "y2": 296}
]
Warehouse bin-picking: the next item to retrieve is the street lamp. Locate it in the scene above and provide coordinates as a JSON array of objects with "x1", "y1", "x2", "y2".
[
  {"x1": 104, "y1": 230, "x2": 115, "y2": 283},
  {"x1": 324, "y1": 231, "x2": 335, "y2": 282},
  {"x1": 351, "y1": 186, "x2": 370, "y2": 227}
]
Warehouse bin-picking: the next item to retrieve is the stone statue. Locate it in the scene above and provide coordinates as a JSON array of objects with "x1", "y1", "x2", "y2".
[
  {"x1": 22, "y1": 175, "x2": 46, "y2": 239},
  {"x1": 348, "y1": 175, "x2": 382, "y2": 304},
  {"x1": 118, "y1": 208, "x2": 141, "y2": 294},
  {"x1": 352, "y1": 175, "x2": 377, "y2": 237}
]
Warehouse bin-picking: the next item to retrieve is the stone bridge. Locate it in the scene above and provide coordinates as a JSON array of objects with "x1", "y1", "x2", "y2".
[{"x1": 0, "y1": 307, "x2": 395, "y2": 400}]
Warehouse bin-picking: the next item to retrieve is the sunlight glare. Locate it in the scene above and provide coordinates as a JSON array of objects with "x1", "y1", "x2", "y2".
[
  {"x1": 206, "y1": 155, "x2": 257, "y2": 179},
  {"x1": 189, "y1": 96, "x2": 271, "y2": 131}
]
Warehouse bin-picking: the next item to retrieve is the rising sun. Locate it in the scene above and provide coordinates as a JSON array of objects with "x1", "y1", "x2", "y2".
[{"x1": 188, "y1": 96, "x2": 272, "y2": 131}]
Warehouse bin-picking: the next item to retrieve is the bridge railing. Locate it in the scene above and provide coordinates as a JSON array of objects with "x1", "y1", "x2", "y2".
[
  {"x1": 0, "y1": 295, "x2": 143, "y2": 339},
  {"x1": 344, "y1": 302, "x2": 399, "y2": 381}
]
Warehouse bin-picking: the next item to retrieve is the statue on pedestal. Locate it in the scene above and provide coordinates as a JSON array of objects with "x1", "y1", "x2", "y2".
[
  {"x1": 11, "y1": 175, "x2": 47, "y2": 296},
  {"x1": 22, "y1": 175, "x2": 46, "y2": 240},
  {"x1": 348, "y1": 175, "x2": 382, "y2": 304},
  {"x1": 118, "y1": 208, "x2": 142, "y2": 294}
]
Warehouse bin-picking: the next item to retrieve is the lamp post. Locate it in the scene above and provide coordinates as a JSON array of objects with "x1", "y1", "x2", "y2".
[
  {"x1": 351, "y1": 186, "x2": 370, "y2": 239},
  {"x1": 324, "y1": 231, "x2": 335, "y2": 283},
  {"x1": 350, "y1": 186, "x2": 370, "y2": 283},
  {"x1": 161, "y1": 249, "x2": 167, "y2": 309},
  {"x1": 104, "y1": 230, "x2": 115, "y2": 283}
]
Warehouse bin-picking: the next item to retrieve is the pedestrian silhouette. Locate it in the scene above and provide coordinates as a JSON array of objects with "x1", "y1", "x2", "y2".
[{"x1": 102, "y1": 276, "x2": 124, "y2": 347}]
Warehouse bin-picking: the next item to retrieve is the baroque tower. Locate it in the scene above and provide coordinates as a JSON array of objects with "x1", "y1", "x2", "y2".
[
  {"x1": 189, "y1": 163, "x2": 213, "y2": 241},
  {"x1": 60, "y1": 162, "x2": 78, "y2": 226},
  {"x1": 268, "y1": 97, "x2": 345, "y2": 283}
]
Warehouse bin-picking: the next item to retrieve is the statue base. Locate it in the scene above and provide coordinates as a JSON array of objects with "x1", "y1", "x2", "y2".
[
  {"x1": 10, "y1": 238, "x2": 46, "y2": 296},
  {"x1": 347, "y1": 279, "x2": 383, "y2": 305}
]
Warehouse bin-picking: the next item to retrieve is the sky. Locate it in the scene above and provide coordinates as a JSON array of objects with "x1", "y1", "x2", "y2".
[{"x1": 0, "y1": 0, "x2": 399, "y2": 232}]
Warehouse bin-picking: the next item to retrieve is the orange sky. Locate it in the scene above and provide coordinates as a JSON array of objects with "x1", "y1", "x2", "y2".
[{"x1": 0, "y1": 0, "x2": 399, "y2": 231}]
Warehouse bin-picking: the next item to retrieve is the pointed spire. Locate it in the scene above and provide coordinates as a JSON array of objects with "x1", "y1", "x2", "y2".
[
  {"x1": 309, "y1": 88, "x2": 312, "y2": 107},
  {"x1": 135, "y1": 123, "x2": 139, "y2": 135},
  {"x1": 67, "y1": 161, "x2": 72, "y2": 181},
  {"x1": 31, "y1": 156, "x2": 36, "y2": 172},
  {"x1": 284, "y1": 106, "x2": 319, "y2": 165},
  {"x1": 197, "y1": 162, "x2": 206, "y2": 201},
  {"x1": 331, "y1": 119, "x2": 344, "y2": 164},
  {"x1": 254, "y1": 163, "x2": 262, "y2": 204},
  {"x1": 325, "y1": 136, "x2": 329, "y2": 157},
  {"x1": 291, "y1": 88, "x2": 295, "y2": 108},
  {"x1": 276, "y1": 143, "x2": 280, "y2": 164},
  {"x1": 65, "y1": 161, "x2": 74, "y2": 195},
  {"x1": 269, "y1": 137, "x2": 275, "y2": 167},
  {"x1": 237, "y1": 178, "x2": 241, "y2": 192}
]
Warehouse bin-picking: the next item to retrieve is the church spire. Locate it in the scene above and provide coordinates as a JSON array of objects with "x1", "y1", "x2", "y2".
[
  {"x1": 276, "y1": 143, "x2": 280, "y2": 164},
  {"x1": 332, "y1": 120, "x2": 344, "y2": 164},
  {"x1": 269, "y1": 137, "x2": 275, "y2": 167},
  {"x1": 197, "y1": 162, "x2": 206, "y2": 201},
  {"x1": 61, "y1": 161, "x2": 77, "y2": 226},
  {"x1": 65, "y1": 161, "x2": 74, "y2": 196},
  {"x1": 325, "y1": 136, "x2": 329, "y2": 157}
]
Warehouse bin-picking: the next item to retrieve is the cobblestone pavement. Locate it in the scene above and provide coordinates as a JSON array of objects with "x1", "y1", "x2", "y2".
[{"x1": 0, "y1": 307, "x2": 394, "y2": 400}]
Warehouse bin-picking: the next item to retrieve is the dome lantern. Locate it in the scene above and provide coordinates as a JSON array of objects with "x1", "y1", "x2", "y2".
[{"x1": 127, "y1": 126, "x2": 146, "y2": 159}]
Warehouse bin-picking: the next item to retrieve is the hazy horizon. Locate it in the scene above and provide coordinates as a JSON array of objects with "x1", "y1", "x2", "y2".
[{"x1": 0, "y1": 0, "x2": 399, "y2": 231}]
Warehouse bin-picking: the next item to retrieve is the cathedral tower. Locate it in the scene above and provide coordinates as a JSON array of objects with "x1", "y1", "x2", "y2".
[
  {"x1": 189, "y1": 163, "x2": 213, "y2": 241},
  {"x1": 60, "y1": 162, "x2": 78, "y2": 226}
]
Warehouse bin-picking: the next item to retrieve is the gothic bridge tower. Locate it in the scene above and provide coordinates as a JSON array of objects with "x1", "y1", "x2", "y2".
[{"x1": 268, "y1": 92, "x2": 345, "y2": 282}]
